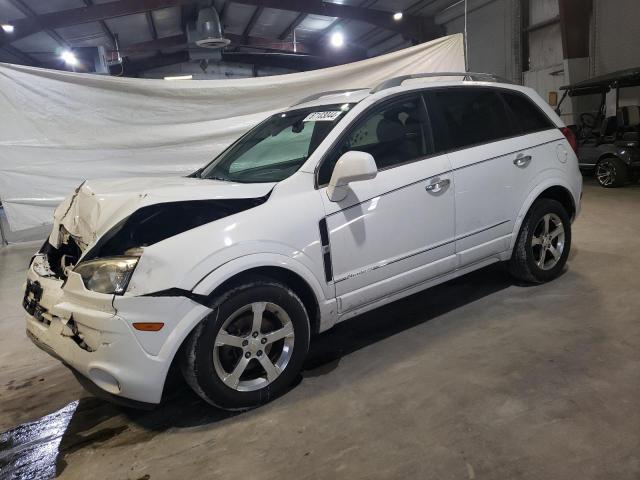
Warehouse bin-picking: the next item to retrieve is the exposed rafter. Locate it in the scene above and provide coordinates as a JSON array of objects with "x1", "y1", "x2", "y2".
[
  {"x1": 355, "y1": 0, "x2": 433, "y2": 46},
  {"x1": 82, "y1": 0, "x2": 117, "y2": 47},
  {"x1": 113, "y1": 33, "x2": 318, "y2": 56},
  {"x1": 0, "y1": 0, "x2": 199, "y2": 47},
  {"x1": 146, "y1": 12, "x2": 159, "y2": 40},
  {"x1": 0, "y1": 0, "x2": 442, "y2": 48},
  {"x1": 369, "y1": 32, "x2": 399, "y2": 50},
  {"x1": 118, "y1": 49, "x2": 366, "y2": 76},
  {"x1": 231, "y1": 0, "x2": 442, "y2": 41},
  {"x1": 278, "y1": 12, "x2": 306, "y2": 41},
  {"x1": 119, "y1": 50, "x2": 189, "y2": 74},
  {"x1": 7, "y1": 0, "x2": 71, "y2": 49},
  {"x1": 242, "y1": 6, "x2": 263, "y2": 42},
  {"x1": 2, "y1": 44, "x2": 40, "y2": 66}
]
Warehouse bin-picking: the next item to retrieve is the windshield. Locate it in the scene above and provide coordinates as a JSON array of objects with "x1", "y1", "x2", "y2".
[{"x1": 200, "y1": 103, "x2": 353, "y2": 183}]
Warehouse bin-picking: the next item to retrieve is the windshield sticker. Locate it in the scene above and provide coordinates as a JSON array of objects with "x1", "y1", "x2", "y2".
[{"x1": 303, "y1": 111, "x2": 343, "y2": 122}]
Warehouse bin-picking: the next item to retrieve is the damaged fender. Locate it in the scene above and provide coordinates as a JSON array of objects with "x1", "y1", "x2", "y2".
[{"x1": 191, "y1": 252, "x2": 337, "y2": 332}]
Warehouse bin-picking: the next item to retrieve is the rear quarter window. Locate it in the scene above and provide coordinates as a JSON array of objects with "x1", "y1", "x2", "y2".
[{"x1": 500, "y1": 90, "x2": 555, "y2": 134}]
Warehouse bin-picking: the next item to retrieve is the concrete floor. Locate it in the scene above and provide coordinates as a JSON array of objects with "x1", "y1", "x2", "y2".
[{"x1": 1, "y1": 178, "x2": 639, "y2": 479}]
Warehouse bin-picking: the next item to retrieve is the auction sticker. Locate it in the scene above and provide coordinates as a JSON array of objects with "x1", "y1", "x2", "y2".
[{"x1": 303, "y1": 111, "x2": 343, "y2": 122}]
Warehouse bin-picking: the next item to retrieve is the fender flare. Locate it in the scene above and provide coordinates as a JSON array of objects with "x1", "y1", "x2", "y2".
[{"x1": 508, "y1": 179, "x2": 577, "y2": 252}]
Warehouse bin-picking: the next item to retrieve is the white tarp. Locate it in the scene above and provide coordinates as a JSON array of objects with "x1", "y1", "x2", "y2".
[{"x1": 0, "y1": 33, "x2": 464, "y2": 232}]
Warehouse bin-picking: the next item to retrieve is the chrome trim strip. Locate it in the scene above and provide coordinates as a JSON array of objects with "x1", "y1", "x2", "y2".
[
  {"x1": 338, "y1": 254, "x2": 504, "y2": 316},
  {"x1": 333, "y1": 220, "x2": 510, "y2": 283}
]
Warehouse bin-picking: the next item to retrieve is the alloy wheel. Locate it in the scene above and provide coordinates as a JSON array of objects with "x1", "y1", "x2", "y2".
[
  {"x1": 213, "y1": 302, "x2": 295, "y2": 392},
  {"x1": 531, "y1": 213, "x2": 565, "y2": 271},
  {"x1": 596, "y1": 160, "x2": 616, "y2": 187}
]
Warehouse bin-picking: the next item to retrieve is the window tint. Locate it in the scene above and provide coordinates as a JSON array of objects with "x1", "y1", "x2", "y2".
[
  {"x1": 318, "y1": 95, "x2": 432, "y2": 185},
  {"x1": 500, "y1": 90, "x2": 555, "y2": 134},
  {"x1": 425, "y1": 88, "x2": 513, "y2": 152}
]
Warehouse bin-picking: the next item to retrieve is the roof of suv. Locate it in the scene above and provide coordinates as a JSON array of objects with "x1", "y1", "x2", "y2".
[{"x1": 291, "y1": 72, "x2": 516, "y2": 110}]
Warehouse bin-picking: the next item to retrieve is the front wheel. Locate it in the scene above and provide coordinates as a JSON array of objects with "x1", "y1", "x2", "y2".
[
  {"x1": 509, "y1": 198, "x2": 572, "y2": 284},
  {"x1": 180, "y1": 279, "x2": 310, "y2": 410},
  {"x1": 595, "y1": 157, "x2": 629, "y2": 188}
]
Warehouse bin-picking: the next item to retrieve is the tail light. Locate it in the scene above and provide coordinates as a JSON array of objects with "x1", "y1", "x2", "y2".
[{"x1": 560, "y1": 127, "x2": 578, "y2": 153}]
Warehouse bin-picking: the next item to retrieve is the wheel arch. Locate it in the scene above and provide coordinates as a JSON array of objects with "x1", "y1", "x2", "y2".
[
  {"x1": 160, "y1": 259, "x2": 328, "y2": 399},
  {"x1": 509, "y1": 182, "x2": 577, "y2": 253},
  {"x1": 203, "y1": 266, "x2": 322, "y2": 336},
  {"x1": 536, "y1": 185, "x2": 576, "y2": 219},
  {"x1": 597, "y1": 152, "x2": 625, "y2": 165}
]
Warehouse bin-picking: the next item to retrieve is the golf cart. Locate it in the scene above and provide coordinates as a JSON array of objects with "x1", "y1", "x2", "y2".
[{"x1": 557, "y1": 67, "x2": 640, "y2": 187}]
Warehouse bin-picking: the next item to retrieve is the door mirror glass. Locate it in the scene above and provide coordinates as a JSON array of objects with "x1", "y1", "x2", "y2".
[{"x1": 327, "y1": 151, "x2": 377, "y2": 202}]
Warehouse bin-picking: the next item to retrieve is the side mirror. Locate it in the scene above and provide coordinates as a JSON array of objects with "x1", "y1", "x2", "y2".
[{"x1": 327, "y1": 151, "x2": 377, "y2": 202}]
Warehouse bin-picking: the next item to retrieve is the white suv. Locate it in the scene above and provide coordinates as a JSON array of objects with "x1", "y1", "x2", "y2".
[{"x1": 24, "y1": 73, "x2": 582, "y2": 410}]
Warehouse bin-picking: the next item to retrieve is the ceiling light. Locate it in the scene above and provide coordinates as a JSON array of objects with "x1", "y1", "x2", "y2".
[
  {"x1": 2, "y1": 24, "x2": 14, "y2": 33},
  {"x1": 163, "y1": 74, "x2": 193, "y2": 80},
  {"x1": 330, "y1": 32, "x2": 344, "y2": 48},
  {"x1": 61, "y1": 50, "x2": 78, "y2": 66},
  {"x1": 393, "y1": 12, "x2": 403, "y2": 21}
]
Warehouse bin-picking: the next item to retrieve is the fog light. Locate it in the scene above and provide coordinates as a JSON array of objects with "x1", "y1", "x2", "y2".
[{"x1": 89, "y1": 368, "x2": 121, "y2": 394}]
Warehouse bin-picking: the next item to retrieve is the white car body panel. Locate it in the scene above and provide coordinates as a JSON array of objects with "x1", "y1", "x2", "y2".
[
  {"x1": 24, "y1": 78, "x2": 583, "y2": 405},
  {"x1": 322, "y1": 153, "x2": 456, "y2": 313}
]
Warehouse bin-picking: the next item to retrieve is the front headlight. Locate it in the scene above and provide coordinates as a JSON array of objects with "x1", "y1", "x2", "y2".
[{"x1": 73, "y1": 256, "x2": 139, "y2": 295}]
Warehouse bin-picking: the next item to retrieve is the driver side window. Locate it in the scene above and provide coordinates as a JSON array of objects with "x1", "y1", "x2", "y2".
[{"x1": 318, "y1": 94, "x2": 432, "y2": 185}]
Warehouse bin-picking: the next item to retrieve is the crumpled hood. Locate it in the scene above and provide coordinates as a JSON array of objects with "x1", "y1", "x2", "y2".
[{"x1": 49, "y1": 176, "x2": 275, "y2": 250}]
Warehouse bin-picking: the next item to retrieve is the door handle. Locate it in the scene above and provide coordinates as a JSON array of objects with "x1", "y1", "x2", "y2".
[
  {"x1": 513, "y1": 154, "x2": 532, "y2": 167},
  {"x1": 425, "y1": 178, "x2": 450, "y2": 193}
]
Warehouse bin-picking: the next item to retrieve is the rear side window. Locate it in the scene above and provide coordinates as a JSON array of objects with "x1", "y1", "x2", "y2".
[
  {"x1": 425, "y1": 88, "x2": 513, "y2": 152},
  {"x1": 500, "y1": 90, "x2": 555, "y2": 134}
]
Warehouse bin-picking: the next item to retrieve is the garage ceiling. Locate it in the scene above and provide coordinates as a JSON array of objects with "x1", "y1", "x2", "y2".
[{"x1": 0, "y1": 0, "x2": 462, "y2": 76}]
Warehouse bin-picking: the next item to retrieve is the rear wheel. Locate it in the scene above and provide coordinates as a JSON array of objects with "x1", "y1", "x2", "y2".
[
  {"x1": 181, "y1": 279, "x2": 310, "y2": 410},
  {"x1": 509, "y1": 198, "x2": 571, "y2": 284},
  {"x1": 595, "y1": 156, "x2": 629, "y2": 188}
]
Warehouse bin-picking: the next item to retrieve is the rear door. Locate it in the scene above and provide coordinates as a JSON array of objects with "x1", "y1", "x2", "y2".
[
  {"x1": 424, "y1": 87, "x2": 527, "y2": 266},
  {"x1": 424, "y1": 87, "x2": 561, "y2": 267}
]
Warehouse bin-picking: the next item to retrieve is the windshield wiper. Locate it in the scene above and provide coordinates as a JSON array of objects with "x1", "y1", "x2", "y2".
[{"x1": 204, "y1": 175, "x2": 231, "y2": 182}]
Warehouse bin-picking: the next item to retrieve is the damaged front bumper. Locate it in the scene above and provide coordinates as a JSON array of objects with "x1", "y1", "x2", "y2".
[{"x1": 24, "y1": 254, "x2": 211, "y2": 405}]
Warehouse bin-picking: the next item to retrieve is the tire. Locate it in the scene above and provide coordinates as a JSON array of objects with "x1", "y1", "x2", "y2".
[
  {"x1": 595, "y1": 156, "x2": 629, "y2": 188},
  {"x1": 508, "y1": 198, "x2": 572, "y2": 284},
  {"x1": 180, "y1": 279, "x2": 310, "y2": 411}
]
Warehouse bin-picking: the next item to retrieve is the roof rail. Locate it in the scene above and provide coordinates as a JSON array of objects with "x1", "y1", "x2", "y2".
[
  {"x1": 293, "y1": 88, "x2": 368, "y2": 106},
  {"x1": 370, "y1": 72, "x2": 514, "y2": 93}
]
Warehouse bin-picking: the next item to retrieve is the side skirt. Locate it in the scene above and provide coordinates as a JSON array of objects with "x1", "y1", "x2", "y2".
[{"x1": 336, "y1": 253, "x2": 506, "y2": 323}]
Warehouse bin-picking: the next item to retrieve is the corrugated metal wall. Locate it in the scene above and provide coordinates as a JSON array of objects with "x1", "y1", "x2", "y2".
[
  {"x1": 441, "y1": 0, "x2": 518, "y2": 81},
  {"x1": 591, "y1": 0, "x2": 640, "y2": 76}
]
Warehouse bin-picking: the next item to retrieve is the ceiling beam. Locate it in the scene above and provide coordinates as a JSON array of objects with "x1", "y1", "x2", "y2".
[
  {"x1": 223, "y1": 0, "x2": 442, "y2": 41},
  {"x1": 278, "y1": 12, "x2": 306, "y2": 40},
  {"x1": 369, "y1": 32, "x2": 399, "y2": 50},
  {"x1": 2, "y1": 44, "x2": 40, "y2": 66},
  {"x1": 146, "y1": 11, "x2": 159, "y2": 40},
  {"x1": 112, "y1": 33, "x2": 318, "y2": 56},
  {"x1": 119, "y1": 49, "x2": 366, "y2": 76},
  {"x1": 242, "y1": 6, "x2": 263, "y2": 41},
  {"x1": 119, "y1": 50, "x2": 189, "y2": 74},
  {"x1": 7, "y1": 0, "x2": 71, "y2": 49},
  {"x1": 0, "y1": 0, "x2": 200, "y2": 47},
  {"x1": 82, "y1": 0, "x2": 117, "y2": 47}
]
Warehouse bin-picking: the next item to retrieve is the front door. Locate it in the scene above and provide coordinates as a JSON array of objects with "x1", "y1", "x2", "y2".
[{"x1": 318, "y1": 94, "x2": 456, "y2": 314}]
